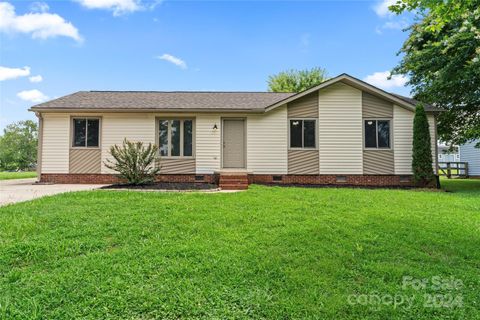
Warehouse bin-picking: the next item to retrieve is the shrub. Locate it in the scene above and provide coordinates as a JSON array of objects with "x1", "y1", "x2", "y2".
[
  {"x1": 412, "y1": 104, "x2": 435, "y2": 186},
  {"x1": 104, "y1": 139, "x2": 160, "y2": 185}
]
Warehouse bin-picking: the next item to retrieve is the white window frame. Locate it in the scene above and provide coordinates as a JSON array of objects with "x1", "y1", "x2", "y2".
[
  {"x1": 363, "y1": 118, "x2": 392, "y2": 150},
  {"x1": 71, "y1": 117, "x2": 101, "y2": 149},
  {"x1": 288, "y1": 118, "x2": 318, "y2": 150},
  {"x1": 157, "y1": 118, "x2": 195, "y2": 158}
]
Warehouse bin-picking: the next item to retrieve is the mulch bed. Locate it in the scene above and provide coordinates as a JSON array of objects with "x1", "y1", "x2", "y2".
[{"x1": 101, "y1": 182, "x2": 218, "y2": 191}]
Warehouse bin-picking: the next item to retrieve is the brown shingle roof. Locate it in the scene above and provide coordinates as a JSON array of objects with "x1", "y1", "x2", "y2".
[{"x1": 30, "y1": 91, "x2": 295, "y2": 112}]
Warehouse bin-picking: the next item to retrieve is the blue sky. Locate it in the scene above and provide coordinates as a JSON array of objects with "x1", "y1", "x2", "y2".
[{"x1": 0, "y1": 0, "x2": 411, "y2": 130}]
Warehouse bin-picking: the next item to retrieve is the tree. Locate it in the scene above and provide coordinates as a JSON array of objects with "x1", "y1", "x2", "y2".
[
  {"x1": 268, "y1": 67, "x2": 328, "y2": 92},
  {"x1": 412, "y1": 104, "x2": 435, "y2": 186},
  {"x1": 390, "y1": 0, "x2": 480, "y2": 146},
  {"x1": 0, "y1": 120, "x2": 38, "y2": 171},
  {"x1": 104, "y1": 139, "x2": 160, "y2": 185}
]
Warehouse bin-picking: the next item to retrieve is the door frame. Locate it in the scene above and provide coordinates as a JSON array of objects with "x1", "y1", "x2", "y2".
[{"x1": 221, "y1": 117, "x2": 247, "y2": 169}]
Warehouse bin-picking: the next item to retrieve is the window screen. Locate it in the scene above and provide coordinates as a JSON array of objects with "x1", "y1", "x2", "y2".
[
  {"x1": 73, "y1": 118, "x2": 99, "y2": 147},
  {"x1": 290, "y1": 119, "x2": 316, "y2": 148},
  {"x1": 290, "y1": 120, "x2": 303, "y2": 148},
  {"x1": 158, "y1": 119, "x2": 194, "y2": 157},
  {"x1": 364, "y1": 120, "x2": 391, "y2": 149}
]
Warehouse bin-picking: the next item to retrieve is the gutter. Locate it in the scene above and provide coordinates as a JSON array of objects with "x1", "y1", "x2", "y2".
[{"x1": 28, "y1": 107, "x2": 267, "y2": 114}]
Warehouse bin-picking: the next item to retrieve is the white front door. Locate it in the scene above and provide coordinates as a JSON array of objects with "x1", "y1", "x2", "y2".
[{"x1": 222, "y1": 119, "x2": 245, "y2": 168}]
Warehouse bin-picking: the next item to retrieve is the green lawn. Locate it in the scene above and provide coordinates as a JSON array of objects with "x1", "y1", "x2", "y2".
[
  {"x1": 0, "y1": 180, "x2": 479, "y2": 319},
  {"x1": 0, "y1": 171, "x2": 37, "y2": 180}
]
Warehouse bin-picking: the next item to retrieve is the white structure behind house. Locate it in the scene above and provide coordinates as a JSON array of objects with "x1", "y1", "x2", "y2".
[
  {"x1": 459, "y1": 140, "x2": 480, "y2": 177},
  {"x1": 438, "y1": 143, "x2": 460, "y2": 163}
]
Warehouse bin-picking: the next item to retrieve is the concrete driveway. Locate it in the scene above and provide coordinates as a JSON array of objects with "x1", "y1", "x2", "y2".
[{"x1": 0, "y1": 178, "x2": 106, "y2": 206}]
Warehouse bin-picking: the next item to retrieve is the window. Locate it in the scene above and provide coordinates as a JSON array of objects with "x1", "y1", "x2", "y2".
[
  {"x1": 158, "y1": 119, "x2": 194, "y2": 157},
  {"x1": 73, "y1": 118, "x2": 99, "y2": 147},
  {"x1": 364, "y1": 120, "x2": 391, "y2": 149},
  {"x1": 290, "y1": 119, "x2": 316, "y2": 149}
]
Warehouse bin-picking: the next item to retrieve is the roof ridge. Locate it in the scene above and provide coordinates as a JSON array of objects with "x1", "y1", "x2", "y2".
[{"x1": 88, "y1": 90, "x2": 295, "y2": 94}]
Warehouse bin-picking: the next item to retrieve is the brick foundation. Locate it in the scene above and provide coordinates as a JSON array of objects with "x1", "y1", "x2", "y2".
[
  {"x1": 251, "y1": 174, "x2": 414, "y2": 187},
  {"x1": 40, "y1": 173, "x2": 414, "y2": 187},
  {"x1": 40, "y1": 174, "x2": 216, "y2": 184}
]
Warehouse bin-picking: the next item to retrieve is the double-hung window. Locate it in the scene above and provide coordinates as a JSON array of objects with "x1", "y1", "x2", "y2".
[
  {"x1": 158, "y1": 119, "x2": 193, "y2": 157},
  {"x1": 289, "y1": 119, "x2": 316, "y2": 149},
  {"x1": 364, "y1": 119, "x2": 391, "y2": 149},
  {"x1": 72, "y1": 118, "x2": 100, "y2": 147}
]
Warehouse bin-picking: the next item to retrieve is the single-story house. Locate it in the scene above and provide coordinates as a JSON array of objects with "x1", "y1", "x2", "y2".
[
  {"x1": 459, "y1": 140, "x2": 480, "y2": 177},
  {"x1": 29, "y1": 74, "x2": 440, "y2": 188}
]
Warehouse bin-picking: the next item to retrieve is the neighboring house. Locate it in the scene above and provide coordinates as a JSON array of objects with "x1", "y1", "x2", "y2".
[
  {"x1": 459, "y1": 140, "x2": 480, "y2": 177},
  {"x1": 438, "y1": 143, "x2": 460, "y2": 163},
  {"x1": 30, "y1": 74, "x2": 440, "y2": 188}
]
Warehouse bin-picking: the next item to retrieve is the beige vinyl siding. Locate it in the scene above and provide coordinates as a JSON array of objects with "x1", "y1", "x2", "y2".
[
  {"x1": 287, "y1": 92, "x2": 319, "y2": 118},
  {"x1": 393, "y1": 105, "x2": 414, "y2": 174},
  {"x1": 362, "y1": 92, "x2": 393, "y2": 118},
  {"x1": 41, "y1": 114, "x2": 70, "y2": 173},
  {"x1": 69, "y1": 149, "x2": 101, "y2": 173},
  {"x1": 247, "y1": 106, "x2": 288, "y2": 174},
  {"x1": 196, "y1": 114, "x2": 221, "y2": 173},
  {"x1": 288, "y1": 150, "x2": 319, "y2": 174},
  {"x1": 318, "y1": 83, "x2": 363, "y2": 174},
  {"x1": 157, "y1": 158, "x2": 195, "y2": 174},
  {"x1": 427, "y1": 114, "x2": 437, "y2": 173},
  {"x1": 363, "y1": 150, "x2": 394, "y2": 174},
  {"x1": 393, "y1": 109, "x2": 437, "y2": 174},
  {"x1": 101, "y1": 113, "x2": 156, "y2": 173}
]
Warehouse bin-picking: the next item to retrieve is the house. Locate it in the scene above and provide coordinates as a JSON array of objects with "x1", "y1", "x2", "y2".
[
  {"x1": 459, "y1": 140, "x2": 480, "y2": 177},
  {"x1": 29, "y1": 74, "x2": 440, "y2": 188}
]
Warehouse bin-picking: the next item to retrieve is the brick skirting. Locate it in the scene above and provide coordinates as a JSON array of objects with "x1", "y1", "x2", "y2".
[
  {"x1": 251, "y1": 174, "x2": 414, "y2": 187},
  {"x1": 40, "y1": 173, "x2": 414, "y2": 187},
  {"x1": 40, "y1": 174, "x2": 216, "y2": 184}
]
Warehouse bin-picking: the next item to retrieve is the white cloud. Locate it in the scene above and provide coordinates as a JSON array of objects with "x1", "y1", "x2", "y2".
[
  {"x1": 76, "y1": 0, "x2": 142, "y2": 16},
  {"x1": 363, "y1": 71, "x2": 408, "y2": 89},
  {"x1": 30, "y1": 2, "x2": 49, "y2": 13},
  {"x1": 157, "y1": 54, "x2": 187, "y2": 69},
  {"x1": 0, "y1": 2, "x2": 82, "y2": 42},
  {"x1": 17, "y1": 89, "x2": 49, "y2": 103},
  {"x1": 0, "y1": 65, "x2": 30, "y2": 81},
  {"x1": 375, "y1": 19, "x2": 408, "y2": 34},
  {"x1": 382, "y1": 20, "x2": 407, "y2": 30},
  {"x1": 373, "y1": 0, "x2": 397, "y2": 17},
  {"x1": 29, "y1": 75, "x2": 43, "y2": 83}
]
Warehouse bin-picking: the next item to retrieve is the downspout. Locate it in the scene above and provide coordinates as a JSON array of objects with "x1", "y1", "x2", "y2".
[{"x1": 36, "y1": 112, "x2": 43, "y2": 183}]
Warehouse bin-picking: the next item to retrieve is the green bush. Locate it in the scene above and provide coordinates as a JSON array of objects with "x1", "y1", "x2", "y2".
[
  {"x1": 412, "y1": 104, "x2": 435, "y2": 186},
  {"x1": 104, "y1": 139, "x2": 160, "y2": 185}
]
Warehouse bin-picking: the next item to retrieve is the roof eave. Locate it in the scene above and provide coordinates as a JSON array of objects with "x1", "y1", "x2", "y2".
[{"x1": 29, "y1": 107, "x2": 266, "y2": 113}]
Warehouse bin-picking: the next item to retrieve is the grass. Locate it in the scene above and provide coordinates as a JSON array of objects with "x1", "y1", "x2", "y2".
[
  {"x1": 0, "y1": 171, "x2": 36, "y2": 180},
  {"x1": 0, "y1": 180, "x2": 479, "y2": 319}
]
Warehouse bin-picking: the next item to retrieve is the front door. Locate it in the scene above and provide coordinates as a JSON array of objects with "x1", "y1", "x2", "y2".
[{"x1": 222, "y1": 119, "x2": 245, "y2": 168}]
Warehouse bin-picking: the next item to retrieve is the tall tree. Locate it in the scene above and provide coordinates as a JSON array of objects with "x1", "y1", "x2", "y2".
[
  {"x1": 268, "y1": 67, "x2": 328, "y2": 92},
  {"x1": 412, "y1": 104, "x2": 435, "y2": 186},
  {"x1": 0, "y1": 120, "x2": 38, "y2": 171},
  {"x1": 390, "y1": 0, "x2": 480, "y2": 146}
]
